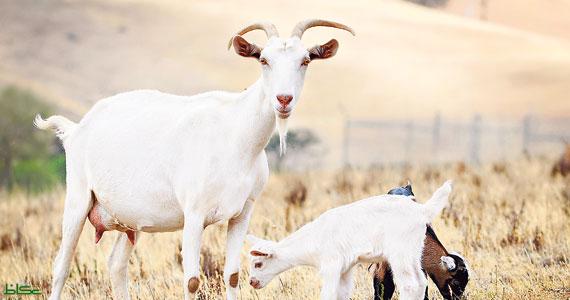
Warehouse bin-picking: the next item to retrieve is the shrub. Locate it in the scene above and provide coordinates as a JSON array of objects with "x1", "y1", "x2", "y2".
[
  {"x1": 0, "y1": 86, "x2": 62, "y2": 192},
  {"x1": 265, "y1": 128, "x2": 322, "y2": 171},
  {"x1": 12, "y1": 155, "x2": 64, "y2": 193}
]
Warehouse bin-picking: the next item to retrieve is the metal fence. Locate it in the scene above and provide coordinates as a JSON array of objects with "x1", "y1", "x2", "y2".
[{"x1": 342, "y1": 114, "x2": 570, "y2": 166}]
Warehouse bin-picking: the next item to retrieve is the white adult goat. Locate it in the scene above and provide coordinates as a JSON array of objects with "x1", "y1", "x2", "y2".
[{"x1": 34, "y1": 20, "x2": 354, "y2": 300}]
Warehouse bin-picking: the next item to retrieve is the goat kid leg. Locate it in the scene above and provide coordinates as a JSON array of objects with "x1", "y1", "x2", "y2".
[
  {"x1": 319, "y1": 265, "x2": 342, "y2": 300},
  {"x1": 182, "y1": 213, "x2": 205, "y2": 300},
  {"x1": 108, "y1": 232, "x2": 138, "y2": 300},
  {"x1": 390, "y1": 258, "x2": 427, "y2": 300},
  {"x1": 422, "y1": 270, "x2": 429, "y2": 300},
  {"x1": 337, "y1": 268, "x2": 354, "y2": 300},
  {"x1": 224, "y1": 199, "x2": 254, "y2": 300},
  {"x1": 49, "y1": 186, "x2": 91, "y2": 300}
]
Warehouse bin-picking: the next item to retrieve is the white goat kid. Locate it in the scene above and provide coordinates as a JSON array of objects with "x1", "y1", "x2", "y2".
[
  {"x1": 247, "y1": 180, "x2": 453, "y2": 300},
  {"x1": 34, "y1": 20, "x2": 354, "y2": 300}
]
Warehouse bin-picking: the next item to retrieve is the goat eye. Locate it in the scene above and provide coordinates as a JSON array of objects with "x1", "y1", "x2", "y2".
[
  {"x1": 259, "y1": 58, "x2": 268, "y2": 65},
  {"x1": 301, "y1": 58, "x2": 310, "y2": 66},
  {"x1": 254, "y1": 262, "x2": 263, "y2": 268}
]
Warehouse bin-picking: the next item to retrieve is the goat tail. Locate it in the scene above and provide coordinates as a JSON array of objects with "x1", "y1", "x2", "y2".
[
  {"x1": 34, "y1": 114, "x2": 77, "y2": 140},
  {"x1": 421, "y1": 180, "x2": 453, "y2": 222}
]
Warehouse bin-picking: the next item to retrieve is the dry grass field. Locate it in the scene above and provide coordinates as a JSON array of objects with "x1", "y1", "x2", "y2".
[{"x1": 0, "y1": 158, "x2": 569, "y2": 299}]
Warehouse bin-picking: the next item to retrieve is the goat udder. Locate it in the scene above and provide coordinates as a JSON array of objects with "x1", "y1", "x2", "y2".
[
  {"x1": 88, "y1": 203, "x2": 108, "y2": 243},
  {"x1": 88, "y1": 196, "x2": 137, "y2": 245}
]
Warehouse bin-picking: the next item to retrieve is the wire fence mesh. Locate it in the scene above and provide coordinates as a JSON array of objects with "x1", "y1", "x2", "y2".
[{"x1": 342, "y1": 114, "x2": 570, "y2": 166}]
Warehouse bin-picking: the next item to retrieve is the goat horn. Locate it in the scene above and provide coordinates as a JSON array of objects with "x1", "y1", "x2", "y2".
[
  {"x1": 290, "y1": 19, "x2": 355, "y2": 39},
  {"x1": 227, "y1": 22, "x2": 279, "y2": 50}
]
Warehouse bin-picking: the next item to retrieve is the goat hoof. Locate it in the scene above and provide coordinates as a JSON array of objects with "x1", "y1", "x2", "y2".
[
  {"x1": 229, "y1": 272, "x2": 239, "y2": 288},
  {"x1": 188, "y1": 277, "x2": 200, "y2": 293}
]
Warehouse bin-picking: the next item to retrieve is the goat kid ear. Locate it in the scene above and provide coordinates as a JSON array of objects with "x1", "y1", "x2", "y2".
[
  {"x1": 250, "y1": 250, "x2": 273, "y2": 258},
  {"x1": 232, "y1": 36, "x2": 262, "y2": 59},
  {"x1": 246, "y1": 234, "x2": 275, "y2": 257},
  {"x1": 441, "y1": 256, "x2": 457, "y2": 271},
  {"x1": 308, "y1": 39, "x2": 339, "y2": 60}
]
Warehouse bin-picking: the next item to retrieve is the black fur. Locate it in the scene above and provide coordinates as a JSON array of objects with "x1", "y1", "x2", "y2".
[
  {"x1": 373, "y1": 268, "x2": 395, "y2": 300},
  {"x1": 387, "y1": 183, "x2": 414, "y2": 196}
]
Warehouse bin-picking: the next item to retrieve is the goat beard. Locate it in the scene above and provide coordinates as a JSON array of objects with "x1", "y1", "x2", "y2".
[{"x1": 277, "y1": 117, "x2": 288, "y2": 156}]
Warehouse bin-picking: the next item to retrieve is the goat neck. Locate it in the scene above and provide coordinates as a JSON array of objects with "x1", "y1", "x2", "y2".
[
  {"x1": 273, "y1": 233, "x2": 318, "y2": 272},
  {"x1": 234, "y1": 78, "x2": 276, "y2": 158}
]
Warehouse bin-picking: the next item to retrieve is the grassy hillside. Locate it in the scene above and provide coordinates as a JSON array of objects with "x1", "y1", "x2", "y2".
[{"x1": 1, "y1": 0, "x2": 570, "y2": 166}]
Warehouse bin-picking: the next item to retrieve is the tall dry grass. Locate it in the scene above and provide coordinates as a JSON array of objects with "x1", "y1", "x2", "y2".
[{"x1": 0, "y1": 158, "x2": 569, "y2": 299}]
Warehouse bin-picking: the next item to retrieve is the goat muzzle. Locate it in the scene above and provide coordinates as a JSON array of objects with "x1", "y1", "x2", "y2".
[{"x1": 249, "y1": 278, "x2": 261, "y2": 289}]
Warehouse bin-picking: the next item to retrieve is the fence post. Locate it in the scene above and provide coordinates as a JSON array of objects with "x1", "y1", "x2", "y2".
[
  {"x1": 405, "y1": 121, "x2": 414, "y2": 163},
  {"x1": 470, "y1": 114, "x2": 481, "y2": 164},
  {"x1": 522, "y1": 115, "x2": 532, "y2": 154},
  {"x1": 342, "y1": 119, "x2": 350, "y2": 167},
  {"x1": 432, "y1": 112, "x2": 441, "y2": 161}
]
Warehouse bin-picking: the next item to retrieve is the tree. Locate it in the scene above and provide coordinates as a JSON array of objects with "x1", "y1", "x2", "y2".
[{"x1": 0, "y1": 86, "x2": 53, "y2": 191}]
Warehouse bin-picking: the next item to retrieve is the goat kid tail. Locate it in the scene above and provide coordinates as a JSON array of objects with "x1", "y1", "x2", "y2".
[
  {"x1": 421, "y1": 180, "x2": 453, "y2": 222},
  {"x1": 34, "y1": 114, "x2": 77, "y2": 141}
]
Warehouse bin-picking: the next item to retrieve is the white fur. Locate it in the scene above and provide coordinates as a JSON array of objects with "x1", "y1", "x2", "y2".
[
  {"x1": 35, "y1": 30, "x2": 337, "y2": 300},
  {"x1": 440, "y1": 256, "x2": 456, "y2": 270},
  {"x1": 34, "y1": 115, "x2": 77, "y2": 140},
  {"x1": 259, "y1": 37, "x2": 311, "y2": 154},
  {"x1": 247, "y1": 180, "x2": 453, "y2": 300}
]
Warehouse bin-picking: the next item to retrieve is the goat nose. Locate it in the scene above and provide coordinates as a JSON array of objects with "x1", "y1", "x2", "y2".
[
  {"x1": 276, "y1": 94, "x2": 293, "y2": 107},
  {"x1": 250, "y1": 278, "x2": 260, "y2": 288}
]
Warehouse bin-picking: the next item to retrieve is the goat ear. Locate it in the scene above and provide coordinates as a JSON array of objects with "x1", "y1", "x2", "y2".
[
  {"x1": 232, "y1": 36, "x2": 262, "y2": 59},
  {"x1": 308, "y1": 39, "x2": 339, "y2": 60},
  {"x1": 441, "y1": 256, "x2": 456, "y2": 271},
  {"x1": 250, "y1": 250, "x2": 271, "y2": 257},
  {"x1": 404, "y1": 181, "x2": 414, "y2": 196}
]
